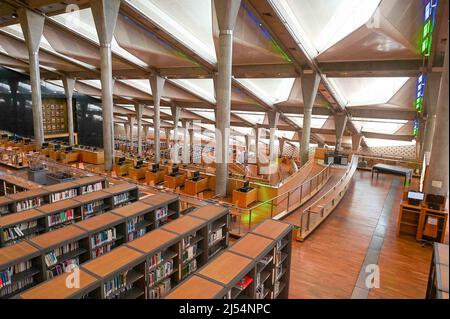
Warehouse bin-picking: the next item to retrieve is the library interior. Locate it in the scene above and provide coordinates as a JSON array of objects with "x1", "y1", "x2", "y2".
[{"x1": 0, "y1": 0, "x2": 448, "y2": 301}]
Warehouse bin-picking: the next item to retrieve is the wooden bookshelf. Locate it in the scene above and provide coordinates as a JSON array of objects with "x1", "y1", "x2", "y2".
[
  {"x1": 0, "y1": 241, "x2": 42, "y2": 299},
  {"x1": 37, "y1": 198, "x2": 82, "y2": 231},
  {"x1": 103, "y1": 183, "x2": 139, "y2": 208},
  {"x1": 20, "y1": 269, "x2": 100, "y2": 299},
  {"x1": 81, "y1": 246, "x2": 146, "y2": 299},
  {"x1": 7, "y1": 188, "x2": 50, "y2": 214},
  {"x1": 0, "y1": 197, "x2": 14, "y2": 216},
  {"x1": 1, "y1": 174, "x2": 40, "y2": 196},
  {"x1": 0, "y1": 209, "x2": 46, "y2": 247},
  {"x1": 29, "y1": 225, "x2": 89, "y2": 281},
  {"x1": 72, "y1": 176, "x2": 108, "y2": 194},
  {"x1": 12, "y1": 204, "x2": 227, "y2": 299},
  {"x1": 166, "y1": 219, "x2": 293, "y2": 299},
  {"x1": 73, "y1": 190, "x2": 111, "y2": 220},
  {"x1": 111, "y1": 201, "x2": 156, "y2": 241},
  {"x1": 43, "y1": 181, "x2": 79, "y2": 203},
  {"x1": 140, "y1": 193, "x2": 180, "y2": 228},
  {"x1": 76, "y1": 212, "x2": 126, "y2": 259}
]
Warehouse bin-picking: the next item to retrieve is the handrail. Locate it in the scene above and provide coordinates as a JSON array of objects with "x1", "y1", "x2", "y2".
[{"x1": 297, "y1": 155, "x2": 359, "y2": 241}]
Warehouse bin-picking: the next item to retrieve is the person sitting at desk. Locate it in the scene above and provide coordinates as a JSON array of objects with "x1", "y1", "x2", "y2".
[
  {"x1": 134, "y1": 159, "x2": 144, "y2": 169},
  {"x1": 150, "y1": 164, "x2": 160, "y2": 173}
]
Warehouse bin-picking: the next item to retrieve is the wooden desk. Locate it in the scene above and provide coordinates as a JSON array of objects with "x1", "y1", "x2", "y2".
[
  {"x1": 128, "y1": 167, "x2": 146, "y2": 181},
  {"x1": 184, "y1": 177, "x2": 209, "y2": 196},
  {"x1": 49, "y1": 150, "x2": 63, "y2": 161},
  {"x1": 145, "y1": 169, "x2": 166, "y2": 185},
  {"x1": 60, "y1": 151, "x2": 80, "y2": 164},
  {"x1": 426, "y1": 243, "x2": 449, "y2": 299},
  {"x1": 112, "y1": 164, "x2": 130, "y2": 177},
  {"x1": 164, "y1": 173, "x2": 186, "y2": 189},
  {"x1": 80, "y1": 150, "x2": 104, "y2": 165},
  {"x1": 232, "y1": 188, "x2": 258, "y2": 208},
  {"x1": 397, "y1": 201, "x2": 448, "y2": 243}
]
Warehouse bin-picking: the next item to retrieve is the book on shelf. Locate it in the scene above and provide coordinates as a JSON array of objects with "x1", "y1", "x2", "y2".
[
  {"x1": 91, "y1": 227, "x2": 117, "y2": 249},
  {"x1": 81, "y1": 182, "x2": 103, "y2": 195},
  {"x1": 182, "y1": 232, "x2": 198, "y2": 249},
  {"x1": 16, "y1": 198, "x2": 42, "y2": 212},
  {"x1": 113, "y1": 193, "x2": 129, "y2": 206},
  {"x1": 0, "y1": 260, "x2": 34, "y2": 297},
  {"x1": 82, "y1": 200, "x2": 104, "y2": 218},
  {"x1": 183, "y1": 244, "x2": 198, "y2": 262},
  {"x1": 44, "y1": 241, "x2": 80, "y2": 267},
  {"x1": 235, "y1": 275, "x2": 253, "y2": 291},
  {"x1": 48, "y1": 209, "x2": 75, "y2": 228},
  {"x1": 182, "y1": 259, "x2": 197, "y2": 278},
  {"x1": 2, "y1": 220, "x2": 39, "y2": 242},
  {"x1": 208, "y1": 227, "x2": 223, "y2": 246},
  {"x1": 127, "y1": 216, "x2": 147, "y2": 241},
  {"x1": 149, "y1": 260, "x2": 174, "y2": 287},
  {"x1": 148, "y1": 278, "x2": 171, "y2": 299},
  {"x1": 103, "y1": 271, "x2": 135, "y2": 299},
  {"x1": 46, "y1": 258, "x2": 79, "y2": 279},
  {"x1": 51, "y1": 189, "x2": 77, "y2": 202},
  {"x1": 155, "y1": 207, "x2": 168, "y2": 220},
  {"x1": 91, "y1": 244, "x2": 113, "y2": 259},
  {"x1": 255, "y1": 285, "x2": 264, "y2": 299}
]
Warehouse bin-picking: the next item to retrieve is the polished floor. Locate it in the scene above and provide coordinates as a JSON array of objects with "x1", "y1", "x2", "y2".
[{"x1": 287, "y1": 170, "x2": 448, "y2": 299}]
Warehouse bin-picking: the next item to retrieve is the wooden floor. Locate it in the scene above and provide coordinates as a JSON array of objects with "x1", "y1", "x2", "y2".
[{"x1": 287, "y1": 170, "x2": 448, "y2": 299}]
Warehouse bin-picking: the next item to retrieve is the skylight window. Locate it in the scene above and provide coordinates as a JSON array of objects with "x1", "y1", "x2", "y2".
[
  {"x1": 235, "y1": 78, "x2": 295, "y2": 105},
  {"x1": 365, "y1": 138, "x2": 416, "y2": 148},
  {"x1": 328, "y1": 77, "x2": 409, "y2": 106},
  {"x1": 352, "y1": 118, "x2": 408, "y2": 134},
  {"x1": 170, "y1": 79, "x2": 215, "y2": 103},
  {"x1": 270, "y1": 0, "x2": 381, "y2": 56},
  {"x1": 287, "y1": 115, "x2": 328, "y2": 129}
]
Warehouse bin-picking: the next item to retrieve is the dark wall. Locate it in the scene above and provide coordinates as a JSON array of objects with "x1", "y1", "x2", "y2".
[{"x1": 0, "y1": 67, "x2": 103, "y2": 147}]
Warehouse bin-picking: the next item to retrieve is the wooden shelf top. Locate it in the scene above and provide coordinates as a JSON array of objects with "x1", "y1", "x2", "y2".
[
  {"x1": 72, "y1": 175, "x2": 106, "y2": 186},
  {"x1": 81, "y1": 246, "x2": 144, "y2": 279},
  {"x1": 73, "y1": 190, "x2": 110, "y2": 204},
  {"x1": 189, "y1": 205, "x2": 227, "y2": 221},
  {"x1": 250, "y1": 219, "x2": 291, "y2": 240},
  {"x1": 165, "y1": 275, "x2": 225, "y2": 299},
  {"x1": 111, "y1": 201, "x2": 152, "y2": 218},
  {"x1": 0, "y1": 208, "x2": 44, "y2": 227},
  {"x1": 126, "y1": 229, "x2": 178, "y2": 254},
  {"x1": 141, "y1": 193, "x2": 178, "y2": 206},
  {"x1": 75, "y1": 212, "x2": 123, "y2": 233},
  {"x1": 37, "y1": 198, "x2": 80, "y2": 214},
  {"x1": 0, "y1": 174, "x2": 41, "y2": 189},
  {"x1": 198, "y1": 251, "x2": 253, "y2": 286},
  {"x1": 229, "y1": 233, "x2": 274, "y2": 259},
  {"x1": 162, "y1": 215, "x2": 205, "y2": 236},
  {"x1": 20, "y1": 270, "x2": 98, "y2": 299},
  {"x1": 7, "y1": 188, "x2": 50, "y2": 201},
  {"x1": 42, "y1": 181, "x2": 78, "y2": 193},
  {"x1": 0, "y1": 196, "x2": 14, "y2": 206},
  {"x1": 30, "y1": 225, "x2": 87, "y2": 250},
  {"x1": 102, "y1": 183, "x2": 137, "y2": 195},
  {"x1": 0, "y1": 241, "x2": 40, "y2": 267}
]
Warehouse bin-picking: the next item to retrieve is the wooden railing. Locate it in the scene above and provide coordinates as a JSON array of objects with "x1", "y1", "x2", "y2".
[{"x1": 296, "y1": 155, "x2": 359, "y2": 241}]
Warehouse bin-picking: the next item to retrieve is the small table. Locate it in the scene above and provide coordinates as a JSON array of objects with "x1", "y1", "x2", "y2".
[
  {"x1": 371, "y1": 164, "x2": 413, "y2": 186},
  {"x1": 184, "y1": 177, "x2": 209, "y2": 196},
  {"x1": 232, "y1": 188, "x2": 258, "y2": 208}
]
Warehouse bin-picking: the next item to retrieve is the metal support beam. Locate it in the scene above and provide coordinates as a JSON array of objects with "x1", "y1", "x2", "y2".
[
  {"x1": 62, "y1": 76, "x2": 76, "y2": 145},
  {"x1": 351, "y1": 133, "x2": 363, "y2": 153},
  {"x1": 149, "y1": 75, "x2": 166, "y2": 163},
  {"x1": 18, "y1": 8, "x2": 45, "y2": 148},
  {"x1": 90, "y1": 0, "x2": 121, "y2": 171}
]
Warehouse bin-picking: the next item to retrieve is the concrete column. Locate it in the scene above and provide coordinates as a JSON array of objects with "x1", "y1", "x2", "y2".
[
  {"x1": 213, "y1": 0, "x2": 241, "y2": 197},
  {"x1": 62, "y1": 76, "x2": 76, "y2": 145},
  {"x1": 425, "y1": 40, "x2": 449, "y2": 198},
  {"x1": 189, "y1": 127, "x2": 194, "y2": 163},
  {"x1": 300, "y1": 72, "x2": 321, "y2": 165},
  {"x1": 128, "y1": 115, "x2": 134, "y2": 152},
  {"x1": 171, "y1": 106, "x2": 180, "y2": 162},
  {"x1": 18, "y1": 8, "x2": 45, "y2": 148},
  {"x1": 90, "y1": 0, "x2": 121, "y2": 171},
  {"x1": 255, "y1": 125, "x2": 260, "y2": 164},
  {"x1": 134, "y1": 104, "x2": 144, "y2": 156},
  {"x1": 351, "y1": 133, "x2": 363, "y2": 153},
  {"x1": 149, "y1": 75, "x2": 165, "y2": 163},
  {"x1": 267, "y1": 111, "x2": 279, "y2": 161},
  {"x1": 334, "y1": 113, "x2": 348, "y2": 152},
  {"x1": 123, "y1": 123, "x2": 129, "y2": 140},
  {"x1": 143, "y1": 125, "x2": 149, "y2": 142},
  {"x1": 182, "y1": 121, "x2": 190, "y2": 163},
  {"x1": 279, "y1": 137, "x2": 286, "y2": 156},
  {"x1": 420, "y1": 73, "x2": 441, "y2": 160}
]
